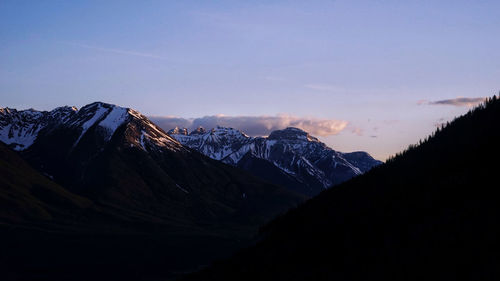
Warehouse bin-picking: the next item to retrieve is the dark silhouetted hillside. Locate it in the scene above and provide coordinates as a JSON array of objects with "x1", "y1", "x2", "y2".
[{"x1": 183, "y1": 96, "x2": 500, "y2": 281}]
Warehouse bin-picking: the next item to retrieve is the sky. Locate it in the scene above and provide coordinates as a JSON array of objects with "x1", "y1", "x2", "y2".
[{"x1": 1, "y1": 0, "x2": 499, "y2": 160}]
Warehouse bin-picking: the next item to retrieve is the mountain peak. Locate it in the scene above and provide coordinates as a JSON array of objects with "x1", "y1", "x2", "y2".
[
  {"x1": 0, "y1": 102, "x2": 184, "y2": 152},
  {"x1": 190, "y1": 126, "x2": 206, "y2": 135},
  {"x1": 85, "y1": 101, "x2": 119, "y2": 108},
  {"x1": 168, "y1": 126, "x2": 188, "y2": 135},
  {"x1": 77, "y1": 101, "x2": 125, "y2": 115},
  {"x1": 53, "y1": 105, "x2": 78, "y2": 112},
  {"x1": 209, "y1": 126, "x2": 249, "y2": 137},
  {"x1": 268, "y1": 127, "x2": 319, "y2": 142}
]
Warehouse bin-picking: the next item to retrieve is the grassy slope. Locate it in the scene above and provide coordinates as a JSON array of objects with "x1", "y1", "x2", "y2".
[{"x1": 0, "y1": 142, "x2": 93, "y2": 225}]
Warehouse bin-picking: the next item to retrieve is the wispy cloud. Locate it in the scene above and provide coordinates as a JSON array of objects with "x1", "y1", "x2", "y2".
[
  {"x1": 62, "y1": 42, "x2": 167, "y2": 60},
  {"x1": 150, "y1": 114, "x2": 348, "y2": 137},
  {"x1": 418, "y1": 97, "x2": 486, "y2": 107}
]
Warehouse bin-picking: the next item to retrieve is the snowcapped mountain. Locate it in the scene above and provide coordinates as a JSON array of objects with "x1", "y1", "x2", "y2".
[
  {"x1": 0, "y1": 102, "x2": 183, "y2": 153},
  {"x1": 169, "y1": 126, "x2": 382, "y2": 196},
  {"x1": 0, "y1": 102, "x2": 304, "y2": 227},
  {"x1": 169, "y1": 126, "x2": 253, "y2": 162},
  {"x1": 0, "y1": 106, "x2": 76, "y2": 150},
  {"x1": 0, "y1": 102, "x2": 380, "y2": 197}
]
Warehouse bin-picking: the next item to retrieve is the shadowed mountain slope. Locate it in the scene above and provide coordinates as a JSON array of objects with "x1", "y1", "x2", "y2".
[
  {"x1": 183, "y1": 96, "x2": 500, "y2": 281},
  {"x1": 0, "y1": 142, "x2": 94, "y2": 225}
]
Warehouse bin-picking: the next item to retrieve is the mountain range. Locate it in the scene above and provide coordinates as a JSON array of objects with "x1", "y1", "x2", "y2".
[
  {"x1": 0, "y1": 101, "x2": 309, "y2": 228},
  {"x1": 4, "y1": 97, "x2": 495, "y2": 281},
  {"x1": 0, "y1": 102, "x2": 305, "y2": 280},
  {"x1": 168, "y1": 126, "x2": 381, "y2": 196}
]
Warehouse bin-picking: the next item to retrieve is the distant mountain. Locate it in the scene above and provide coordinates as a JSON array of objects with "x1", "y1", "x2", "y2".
[
  {"x1": 0, "y1": 106, "x2": 77, "y2": 151},
  {"x1": 0, "y1": 102, "x2": 305, "y2": 280},
  {"x1": 168, "y1": 126, "x2": 382, "y2": 196},
  {"x1": 183, "y1": 96, "x2": 500, "y2": 281}
]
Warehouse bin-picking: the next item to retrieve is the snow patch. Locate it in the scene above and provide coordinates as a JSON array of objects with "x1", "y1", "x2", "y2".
[
  {"x1": 140, "y1": 130, "x2": 147, "y2": 150},
  {"x1": 73, "y1": 105, "x2": 109, "y2": 147},
  {"x1": 98, "y1": 107, "x2": 129, "y2": 141},
  {"x1": 0, "y1": 123, "x2": 41, "y2": 151}
]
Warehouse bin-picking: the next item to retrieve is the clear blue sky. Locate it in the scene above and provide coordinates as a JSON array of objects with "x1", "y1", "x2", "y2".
[{"x1": 1, "y1": 0, "x2": 499, "y2": 160}]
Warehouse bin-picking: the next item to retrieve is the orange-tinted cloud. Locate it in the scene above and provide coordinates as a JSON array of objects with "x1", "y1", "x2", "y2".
[{"x1": 150, "y1": 114, "x2": 348, "y2": 137}]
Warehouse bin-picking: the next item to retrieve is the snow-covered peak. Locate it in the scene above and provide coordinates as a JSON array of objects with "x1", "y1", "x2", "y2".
[
  {"x1": 53, "y1": 106, "x2": 78, "y2": 112},
  {"x1": 98, "y1": 106, "x2": 130, "y2": 141},
  {"x1": 64, "y1": 102, "x2": 183, "y2": 152},
  {"x1": 124, "y1": 108, "x2": 184, "y2": 152},
  {"x1": 48, "y1": 106, "x2": 78, "y2": 123},
  {"x1": 168, "y1": 127, "x2": 188, "y2": 135},
  {"x1": 0, "y1": 107, "x2": 51, "y2": 150},
  {"x1": 66, "y1": 102, "x2": 131, "y2": 131},
  {"x1": 167, "y1": 125, "x2": 253, "y2": 161},
  {"x1": 267, "y1": 127, "x2": 319, "y2": 142},
  {"x1": 68, "y1": 103, "x2": 113, "y2": 147},
  {"x1": 83, "y1": 101, "x2": 117, "y2": 109},
  {"x1": 0, "y1": 102, "x2": 185, "y2": 153},
  {"x1": 209, "y1": 126, "x2": 250, "y2": 138},
  {"x1": 190, "y1": 126, "x2": 206, "y2": 135},
  {"x1": 0, "y1": 107, "x2": 43, "y2": 118},
  {"x1": 168, "y1": 124, "x2": 381, "y2": 194}
]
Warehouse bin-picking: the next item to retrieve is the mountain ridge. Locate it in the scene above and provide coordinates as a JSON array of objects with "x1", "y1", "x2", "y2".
[
  {"x1": 0, "y1": 101, "x2": 305, "y2": 230},
  {"x1": 1, "y1": 102, "x2": 380, "y2": 197},
  {"x1": 168, "y1": 126, "x2": 382, "y2": 196},
  {"x1": 0, "y1": 102, "x2": 184, "y2": 153}
]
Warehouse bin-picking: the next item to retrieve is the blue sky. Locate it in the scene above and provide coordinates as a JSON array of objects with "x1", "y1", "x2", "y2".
[{"x1": 1, "y1": 0, "x2": 499, "y2": 160}]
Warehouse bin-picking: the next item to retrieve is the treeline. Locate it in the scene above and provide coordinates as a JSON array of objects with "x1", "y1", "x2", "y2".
[{"x1": 387, "y1": 94, "x2": 499, "y2": 163}]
